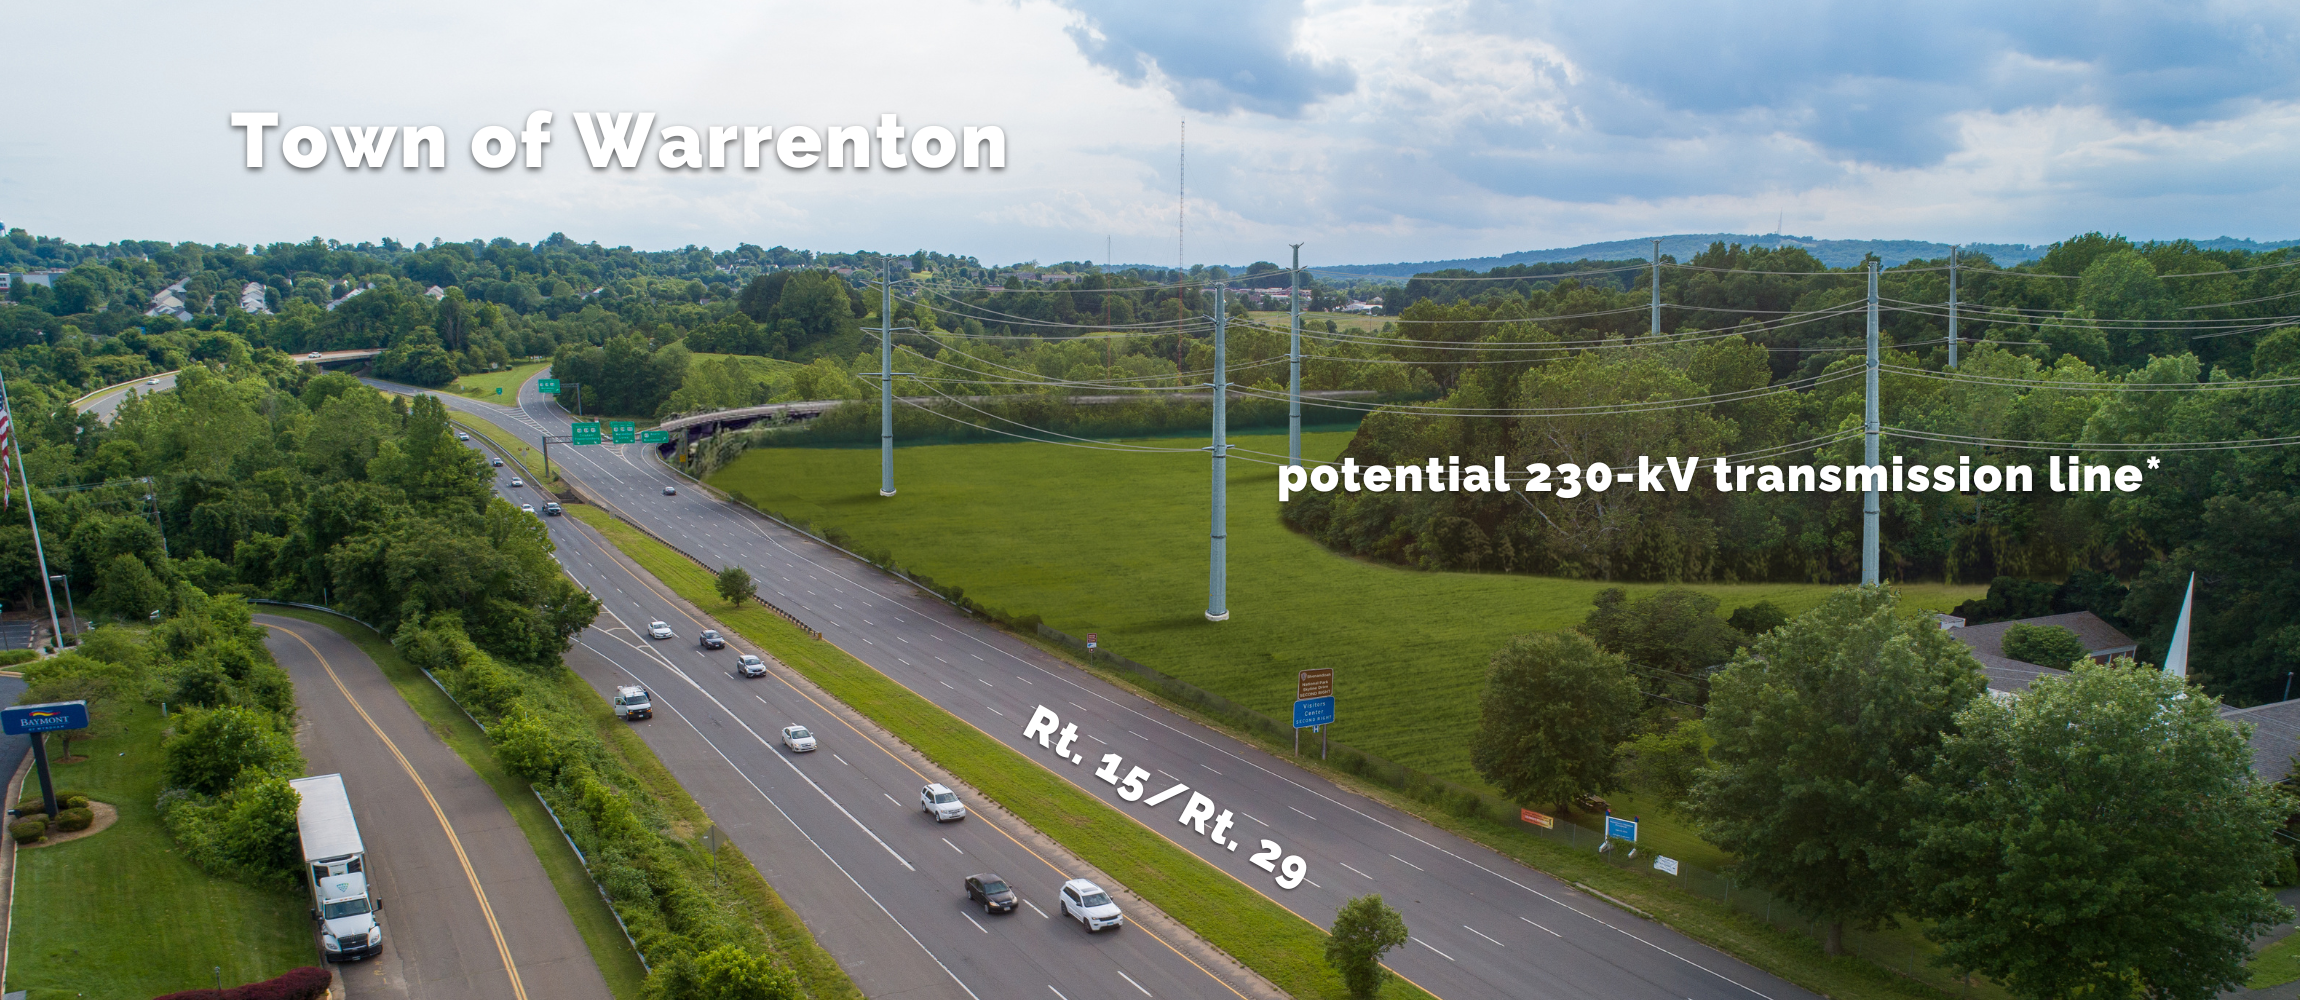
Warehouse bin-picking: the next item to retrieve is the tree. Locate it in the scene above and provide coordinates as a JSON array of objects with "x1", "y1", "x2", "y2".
[
  {"x1": 1999, "y1": 623, "x2": 2087, "y2": 667},
  {"x1": 1726, "y1": 600, "x2": 1786, "y2": 638},
  {"x1": 19, "y1": 672, "x2": 124, "y2": 760},
  {"x1": 1909, "y1": 661, "x2": 2291, "y2": 1000},
  {"x1": 1324, "y1": 894, "x2": 1408, "y2": 1000},
  {"x1": 162, "y1": 706, "x2": 302, "y2": 796},
  {"x1": 1614, "y1": 718, "x2": 1705, "y2": 813},
  {"x1": 1689, "y1": 587, "x2": 1986, "y2": 955},
  {"x1": 1580, "y1": 587, "x2": 1745, "y2": 703},
  {"x1": 91, "y1": 552, "x2": 167, "y2": 621},
  {"x1": 1469, "y1": 632, "x2": 1640, "y2": 812},
  {"x1": 715, "y1": 565, "x2": 755, "y2": 608}
]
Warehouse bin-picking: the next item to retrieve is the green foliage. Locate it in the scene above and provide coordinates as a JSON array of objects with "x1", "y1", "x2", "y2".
[
  {"x1": 646, "y1": 944, "x2": 802, "y2": 1000},
  {"x1": 1324, "y1": 894, "x2": 1408, "y2": 1000},
  {"x1": 56, "y1": 806, "x2": 94, "y2": 832},
  {"x1": 92, "y1": 551, "x2": 169, "y2": 620},
  {"x1": 1691, "y1": 587, "x2": 1987, "y2": 954},
  {"x1": 1614, "y1": 718, "x2": 1706, "y2": 812},
  {"x1": 1726, "y1": 600, "x2": 1787, "y2": 637},
  {"x1": 1469, "y1": 631, "x2": 1640, "y2": 811},
  {"x1": 161, "y1": 706, "x2": 302, "y2": 796},
  {"x1": 1910, "y1": 662, "x2": 2292, "y2": 1000},
  {"x1": 10, "y1": 817, "x2": 46, "y2": 843},
  {"x1": 1579, "y1": 587, "x2": 1745, "y2": 703},
  {"x1": 715, "y1": 565, "x2": 755, "y2": 607},
  {"x1": 1999, "y1": 623, "x2": 2087, "y2": 667}
]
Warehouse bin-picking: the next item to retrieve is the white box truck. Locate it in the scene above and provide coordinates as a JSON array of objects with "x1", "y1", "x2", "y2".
[
  {"x1": 614, "y1": 684, "x2": 653, "y2": 721},
  {"x1": 290, "y1": 774, "x2": 384, "y2": 962}
]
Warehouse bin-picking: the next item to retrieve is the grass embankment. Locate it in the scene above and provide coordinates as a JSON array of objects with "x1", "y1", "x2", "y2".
[
  {"x1": 445, "y1": 361, "x2": 549, "y2": 404},
  {"x1": 2251, "y1": 930, "x2": 2300, "y2": 988},
  {"x1": 564, "y1": 504, "x2": 1431, "y2": 1000},
  {"x1": 264, "y1": 608, "x2": 648, "y2": 999},
  {"x1": 708, "y1": 431, "x2": 1985, "y2": 794},
  {"x1": 4, "y1": 706, "x2": 311, "y2": 999}
]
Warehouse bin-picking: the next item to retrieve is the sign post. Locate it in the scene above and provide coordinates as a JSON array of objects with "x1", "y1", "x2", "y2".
[
  {"x1": 1605, "y1": 814, "x2": 1639, "y2": 843},
  {"x1": 1293, "y1": 668, "x2": 1334, "y2": 758},
  {"x1": 1086, "y1": 633, "x2": 1097, "y2": 650},
  {"x1": 3, "y1": 701, "x2": 89, "y2": 818}
]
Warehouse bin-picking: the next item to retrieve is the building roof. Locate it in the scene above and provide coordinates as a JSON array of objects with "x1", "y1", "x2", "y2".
[
  {"x1": 2220, "y1": 699, "x2": 2300, "y2": 783},
  {"x1": 1952, "y1": 611, "x2": 2137, "y2": 663}
]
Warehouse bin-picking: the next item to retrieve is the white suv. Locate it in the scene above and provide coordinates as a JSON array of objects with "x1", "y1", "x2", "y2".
[
  {"x1": 1059, "y1": 879, "x2": 1122, "y2": 932},
  {"x1": 921, "y1": 783, "x2": 966, "y2": 822},
  {"x1": 736, "y1": 654, "x2": 766, "y2": 678}
]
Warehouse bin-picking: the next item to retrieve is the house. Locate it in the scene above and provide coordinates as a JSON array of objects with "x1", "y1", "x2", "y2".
[
  {"x1": 425, "y1": 285, "x2": 447, "y2": 300},
  {"x1": 239, "y1": 281, "x2": 272, "y2": 314},
  {"x1": 2220, "y1": 701, "x2": 2300, "y2": 783},
  {"x1": 1948, "y1": 610, "x2": 2139, "y2": 694}
]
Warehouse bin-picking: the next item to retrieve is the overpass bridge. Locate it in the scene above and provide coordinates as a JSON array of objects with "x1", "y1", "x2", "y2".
[{"x1": 653, "y1": 389, "x2": 1380, "y2": 443}]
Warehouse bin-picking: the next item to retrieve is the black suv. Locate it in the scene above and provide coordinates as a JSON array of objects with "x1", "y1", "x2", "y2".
[
  {"x1": 965, "y1": 874, "x2": 1017, "y2": 915},
  {"x1": 699, "y1": 629, "x2": 726, "y2": 649}
]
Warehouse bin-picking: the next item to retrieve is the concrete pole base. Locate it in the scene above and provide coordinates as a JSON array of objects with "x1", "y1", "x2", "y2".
[
  {"x1": 879, "y1": 490, "x2": 897, "y2": 497},
  {"x1": 1204, "y1": 610, "x2": 1229, "y2": 622}
]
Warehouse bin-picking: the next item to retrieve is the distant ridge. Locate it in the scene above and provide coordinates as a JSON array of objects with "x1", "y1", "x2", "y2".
[{"x1": 1311, "y1": 233, "x2": 2300, "y2": 278}]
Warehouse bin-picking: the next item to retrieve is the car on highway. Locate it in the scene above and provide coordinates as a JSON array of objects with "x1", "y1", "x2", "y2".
[
  {"x1": 699, "y1": 629, "x2": 725, "y2": 649},
  {"x1": 520, "y1": 503, "x2": 534, "y2": 514},
  {"x1": 1059, "y1": 879, "x2": 1122, "y2": 932},
  {"x1": 647, "y1": 621, "x2": 673, "y2": 640},
  {"x1": 145, "y1": 378, "x2": 159, "y2": 386},
  {"x1": 780, "y1": 725, "x2": 816, "y2": 752},
  {"x1": 509, "y1": 477, "x2": 524, "y2": 487},
  {"x1": 457, "y1": 431, "x2": 469, "y2": 441},
  {"x1": 613, "y1": 685, "x2": 653, "y2": 721},
  {"x1": 544, "y1": 502, "x2": 562, "y2": 516},
  {"x1": 490, "y1": 457, "x2": 503, "y2": 467},
  {"x1": 662, "y1": 485, "x2": 678, "y2": 496},
  {"x1": 735, "y1": 654, "x2": 766, "y2": 678},
  {"x1": 965, "y1": 874, "x2": 1017, "y2": 915},
  {"x1": 309, "y1": 351, "x2": 325, "y2": 359},
  {"x1": 921, "y1": 783, "x2": 966, "y2": 822}
]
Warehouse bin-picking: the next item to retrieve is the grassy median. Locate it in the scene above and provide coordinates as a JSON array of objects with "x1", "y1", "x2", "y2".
[
  {"x1": 445, "y1": 361, "x2": 550, "y2": 404},
  {"x1": 566, "y1": 504, "x2": 1435, "y2": 1000}
]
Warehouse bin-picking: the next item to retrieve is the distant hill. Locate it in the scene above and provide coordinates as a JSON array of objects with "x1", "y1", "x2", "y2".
[{"x1": 1311, "y1": 233, "x2": 2300, "y2": 278}]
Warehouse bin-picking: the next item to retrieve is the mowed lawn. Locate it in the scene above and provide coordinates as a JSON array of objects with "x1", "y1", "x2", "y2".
[
  {"x1": 711, "y1": 430, "x2": 1985, "y2": 791},
  {"x1": 7, "y1": 706, "x2": 312, "y2": 999},
  {"x1": 446, "y1": 360, "x2": 549, "y2": 404}
]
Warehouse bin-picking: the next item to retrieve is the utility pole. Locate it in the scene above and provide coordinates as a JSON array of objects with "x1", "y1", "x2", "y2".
[
  {"x1": 1947, "y1": 245, "x2": 1960, "y2": 369},
  {"x1": 0, "y1": 369, "x2": 64, "y2": 648},
  {"x1": 1206, "y1": 284, "x2": 1229, "y2": 622},
  {"x1": 1650, "y1": 238, "x2": 1661, "y2": 336},
  {"x1": 1287, "y1": 243, "x2": 1303, "y2": 468},
  {"x1": 879, "y1": 256, "x2": 896, "y2": 497},
  {"x1": 1863, "y1": 260, "x2": 1881, "y2": 586}
]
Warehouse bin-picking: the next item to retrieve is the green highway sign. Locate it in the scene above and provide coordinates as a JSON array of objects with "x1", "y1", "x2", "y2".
[
  {"x1": 639, "y1": 430, "x2": 669, "y2": 444},
  {"x1": 538, "y1": 378, "x2": 561, "y2": 393},
  {"x1": 495, "y1": 387, "x2": 503, "y2": 395},
  {"x1": 609, "y1": 420, "x2": 636, "y2": 444},
  {"x1": 571, "y1": 422, "x2": 601, "y2": 445}
]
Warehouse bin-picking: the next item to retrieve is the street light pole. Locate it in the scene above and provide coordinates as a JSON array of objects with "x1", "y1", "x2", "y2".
[
  {"x1": 880, "y1": 256, "x2": 896, "y2": 498},
  {"x1": 1207, "y1": 283, "x2": 1230, "y2": 622},
  {"x1": 0, "y1": 368, "x2": 64, "y2": 649}
]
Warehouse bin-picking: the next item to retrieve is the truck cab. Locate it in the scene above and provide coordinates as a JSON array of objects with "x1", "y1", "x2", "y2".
[
  {"x1": 289, "y1": 774, "x2": 383, "y2": 962},
  {"x1": 614, "y1": 685, "x2": 653, "y2": 721}
]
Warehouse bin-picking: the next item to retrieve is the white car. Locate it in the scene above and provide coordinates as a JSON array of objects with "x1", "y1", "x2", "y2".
[
  {"x1": 781, "y1": 725, "x2": 817, "y2": 752},
  {"x1": 520, "y1": 503, "x2": 534, "y2": 514},
  {"x1": 509, "y1": 477, "x2": 523, "y2": 487},
  {"x1": 647, "y1": 621, "x2": 673, "y2": 640},
  {"x1": 662, "y1": 485, "x2": 678, "y2": 496},
  {"x1": 309, "y1": 351, "x2": 325, "y2": 359},
  {"x1": 457, "y1": 432, "x2": 470, "y2": 441},
  {"x1": 145, "y1": 378, "x2": 159, "y2": 386},
  {"x1": 490, "y1": 457, "x2": 503, "y2": 467},
  {"x1": 736, "y1": 654, "x2": 766, "y2": 678},
  {"x1": 1059, "y1": 879, "x2": 1123, "y2": 932},
  {"x1": 921, "y1": 783, "x2": 966, "y2": 822}
]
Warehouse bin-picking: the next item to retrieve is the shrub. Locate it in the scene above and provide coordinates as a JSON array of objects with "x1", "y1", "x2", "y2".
[
  {"x1": 16, "y1": 790, "x2": 88, "y2": 813},
  {"x1": 162, "y1": 706, "x2": 302, "y2": 795},
  {"x1": 55, "y1": 806, "x2": 93, "y2": 832},
  {"x1": 10, "y1": 817, "x2": 46, "y2": 843},
  {"x1": 2002, "y1": 623, "x2": 2089, "y2": 668}
]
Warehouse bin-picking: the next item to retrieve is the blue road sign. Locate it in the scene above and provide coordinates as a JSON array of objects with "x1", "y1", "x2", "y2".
[
  {"x1": 3, "y1": 701, "x2": 88, "y2": 736},
  {"x1": 1605, "y1": 814, "x2": 1639, "y2": 842},
  {"x1": 1292, "y1": 696, "x2": 1335, "y2": 729}
]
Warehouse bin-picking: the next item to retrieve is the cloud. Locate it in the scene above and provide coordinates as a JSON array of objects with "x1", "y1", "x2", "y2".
[{"x1": 1057, "y1": 0, "x2": 1358, "y2": 117}]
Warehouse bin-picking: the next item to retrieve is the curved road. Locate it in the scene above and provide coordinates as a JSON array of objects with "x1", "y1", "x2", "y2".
[
  {"x1": 403, "y1": 373, "x2": 1820, "y2": 1000},
  {"x1": 263, "y1": 615, "x2": 611, "y2": 1000},
  {"x1": 72, "y1": 351, "x2": 381, "y2": 424}
]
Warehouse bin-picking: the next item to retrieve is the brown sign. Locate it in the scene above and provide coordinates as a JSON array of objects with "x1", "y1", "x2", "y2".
[
  {"x1": 1297, "y1": 668, "x2": 1333, "y2": 701},
  {"x1": 1520, "y1": 808, "x2": 1555, "y2": 829}
]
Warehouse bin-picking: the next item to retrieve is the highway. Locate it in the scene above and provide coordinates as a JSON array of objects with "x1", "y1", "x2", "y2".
[
  {"x1": 72, "y1": 350, "x2": 379, "y2": 424},
  {"x1": 404, "y1": 373, "x2": 1820, "y2": 1000},
  {"x1": 468, "y1": 433, "x2": 1277, "y2": 1000},
  {"x1": 264, "y1": 615, "x2": 612, "y2": 1000}
]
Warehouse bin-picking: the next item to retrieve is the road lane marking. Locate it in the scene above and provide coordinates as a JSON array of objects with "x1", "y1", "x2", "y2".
[
  {"x1": 1338, "y1": 862, "x2": 1373, "y2": 880},
  {"x1": 1116, "y1": 969, "x2": 1153, "y2": 996},
  {"x1": 832, "y1": 754, "x2": 850, "y2": 766},
  {"x1": 940, "y1": 681, "x2": 957, "y2": 689},
  {"x1": 985, "y1": 706, "x2": 1003, "y2": 717},
  {"x1": 885, "y1": 794, "x2": 900, "y2": 807},
  {"x1": 1413, "y1": 938, "x2": 1454, "y2": 961},
  {"x1": 1201, "y1": 764, "x2": 1221, "y2": 775},
  {"x1": 1391, "y1": 854, "x2": 1424, "y2": 872},
  {"x1": 1288, "y1": 806, "x2": 1316, "y2": 820},
  {"x1": 1465, "y1": 925, "x2": 1504, "y2": 947},
  {"x1": 1025, "y1": 899, "x2": 1049, "y2": 919},
  {"x1": 1242, "y1": 813, "x2": 1266, "y2": 826},
  {"x1": 977, "y1": 678, "x2": 994, "y2": 687},
  {"x1": 1522, "y1": 917, "x2": 1561, "y2": 937},
  {"x1": 943, "y1": 837, "x2": 964, "y2": 854},
  {"x1": 965, "y1": 913, "x2": 987, "y2": 934},
  {"x1": 264, "y1": 623, "x2": 529, "y2": 1000}
]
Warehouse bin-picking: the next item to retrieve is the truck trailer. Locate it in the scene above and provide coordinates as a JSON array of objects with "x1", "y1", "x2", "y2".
[{"x1": 290, "y1": 773, "x2": 384, "y2": 962}]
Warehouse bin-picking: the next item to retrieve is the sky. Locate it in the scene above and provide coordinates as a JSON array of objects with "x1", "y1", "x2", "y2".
[{"x1": 4, "y1": 0, "x2": 2298, "y2": 267}]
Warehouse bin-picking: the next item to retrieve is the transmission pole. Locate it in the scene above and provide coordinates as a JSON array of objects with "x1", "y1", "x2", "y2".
[
  {"x1": 1649, "y1": 238, "x2": 1661, "y2": 336},
  {"x1": 1863, "y1": 260, "x2": 1881, "y2": 586},
  {"x1": 0, "y1": 369, "x2": 64, "y2": 647},
  {"x1": 1947, "y1": 245, "x2": 1960, "y2": 369},
  {"x1": 1287, "y1": 243, "x2": 1303, "y2": 468},
  {"x1": 879, "y1": 256, "x2": 895, "y2": 497},
  {"x1": 1207, "y1": 283, "x2": 1230, "y2": 622}
]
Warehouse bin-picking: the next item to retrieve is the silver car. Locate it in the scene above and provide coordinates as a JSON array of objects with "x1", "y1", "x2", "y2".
[
  {"x1": 736, "y1": 654, "x2": 766, "y2": 678},
  {"x1": 781, "y1": 725, "x2": 817, "y2": 752}
]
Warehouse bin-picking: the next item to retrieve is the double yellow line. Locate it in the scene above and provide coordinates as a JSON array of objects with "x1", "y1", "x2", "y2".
[{"x1": 266, "y1": 622, "x2": 528, "y2": 1000}]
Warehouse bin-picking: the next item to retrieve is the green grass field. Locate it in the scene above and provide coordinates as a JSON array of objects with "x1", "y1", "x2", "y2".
[
  {"x1": 709, "y1": 430, "x2": 1984, "y2": 794},
  {"x1": 4, "y1": 706, "x2": 313, "y2": 999},
  {"x1": 1243, "y1": 310, "x2": 1390, "y2": 334},
  {"x1": 2251, "y1": 929, "x2": 2300, "y2": 988},
  {"x1": 445, "y1": 361, "x2": 550, "y2": 405}
]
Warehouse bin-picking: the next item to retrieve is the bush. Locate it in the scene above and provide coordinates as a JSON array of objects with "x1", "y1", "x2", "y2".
[
  {"x1": 55, "y1": 806, "x2": 92, "y2": 832},
  {"x1": 16, "y1": 790, "x2": 88, "y2": 813},
  {"x1": 162, "y1": 706, "x2": 302, "y2": 796},
  {"x1": 0, "y1": 649, "x2": 36, "y2": 666},
  {"x1": 10, "y1": 816, "x2": 46, "y2": 843},
  {"x1": 2002, "y1": 623, "x2": 2089, "y2": 668},
  {"x1": 153, "y1": 964, "x2": 332, "y2": 1000}
]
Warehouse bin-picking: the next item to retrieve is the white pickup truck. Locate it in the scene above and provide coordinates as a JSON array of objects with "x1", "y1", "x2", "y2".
[{"x1": 613, "y1": 685, "x2": 653, "y2": 721}]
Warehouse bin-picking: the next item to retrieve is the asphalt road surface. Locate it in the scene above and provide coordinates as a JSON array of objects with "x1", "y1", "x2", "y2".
[
  {"x1": 397, "y1": 373, "x2": 1821, "y2": 1000},
  {"x1": 471, "y1": 434, "x2": 1275, "y2": 1000},
  {"x1": 73, "y1": 372, "x2": 177, "y2": 423},
  {"x1": 263, "y1": 615, "x2": 611, "y2": 1000}
]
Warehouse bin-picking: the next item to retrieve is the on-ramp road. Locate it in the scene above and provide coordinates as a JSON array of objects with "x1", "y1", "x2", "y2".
[
  {"x1": 399, "y1": 372, "x2": 1821, "y2": 1000},
  {"x1": 262, "y1": 615, "x2": 611, "y2": 1000}
]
